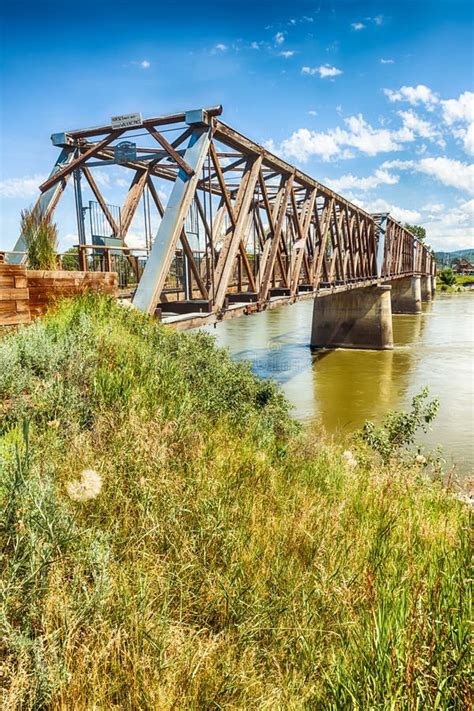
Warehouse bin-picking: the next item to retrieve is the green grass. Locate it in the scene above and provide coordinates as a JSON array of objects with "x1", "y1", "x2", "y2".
[
  {"x1": 0, "y1": 296, "x2": 471, "y2": 709},
  {"x1": 436, "y1": 274, "x2": 474, "y2": 292}
]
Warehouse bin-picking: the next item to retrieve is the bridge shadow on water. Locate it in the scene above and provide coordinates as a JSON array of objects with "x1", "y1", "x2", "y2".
[{"x1": 205, "y1": 300, "x2": 431, "y2": 427}]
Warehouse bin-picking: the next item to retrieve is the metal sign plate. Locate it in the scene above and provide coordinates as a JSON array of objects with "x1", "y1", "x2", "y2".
[
  {"x1": 114, "y1": 141, "x2": 137, "y2": 163},
  {"x1": 111, "y1": 112, "x2": 143, "y2": 129}
]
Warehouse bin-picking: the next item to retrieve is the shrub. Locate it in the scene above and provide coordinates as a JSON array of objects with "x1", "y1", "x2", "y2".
[
  {"x1": 439, "y1": 267, "x2": 456, "y2": 286},
  {"x1": 359, "y1": 387, "x2": 439, "y2": 463},
  {"x1": 21, "y1": 208, "x2": 58, "y2": 270}
]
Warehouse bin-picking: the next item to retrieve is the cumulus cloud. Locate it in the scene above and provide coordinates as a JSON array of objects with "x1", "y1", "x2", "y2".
[
  {"x1": 325, "y1": 168, "x2": 399, "y2": 192},
  {"x1": 140, "y1": 60, "x2": 150, "y2": 69},
  {"x1": 0, "y1": 175, "x2": 44, "y2": 198},
  {"x1": 359, "y1": 198, "x2": 422, "y2": 223},
  {"x1": 397, "y1": 110, "x2": 438, "y2": 139},
  {"x1": 440, "y1": 91, "x2": 474, "y2": 155},
  {"x1": 380, "y1": 58, "x2": 394, "y2": 64},
  {"x1": 384, "y1": 84, "x2": 439, "y2": 109},
  {"x1": 279, "y1": 50, "x2": 295, "y2": 58},
  {"x1": 275, "y1": 32, "x2": 285, "y2": 44},
  {"x1": 302, "y1": 64, "x2": 342, "y2": 78},
  {"x1": 382, "y1": 156, "x2": 474, "y2": 195},
  {"x1": 422, "y1": 199, "x2": 474, "y2": 250},
  {"x1": 351, "y1": 22, "x2": 365, "y2": 30},
  {"x1": 270, "y1": 113, "x2": 416, "y2": 163},
  {"x1": 213, "y1": 43, "x2": 228, "y2": 52}
]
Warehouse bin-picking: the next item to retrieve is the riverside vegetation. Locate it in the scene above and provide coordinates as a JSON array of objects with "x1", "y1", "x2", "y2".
[{"x1": 0, "y1": 296, "x2": 471, "y2": 709}]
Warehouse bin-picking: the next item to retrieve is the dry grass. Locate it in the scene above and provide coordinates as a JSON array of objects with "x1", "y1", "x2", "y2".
[{"x1": 0, "y1": 296, "x2": 471, "y2": 709}]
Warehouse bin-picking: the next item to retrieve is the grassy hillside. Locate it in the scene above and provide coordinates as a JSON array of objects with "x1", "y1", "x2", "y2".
[{"x1": 0, "y1": 296, "x2": 471, "y2": 709}]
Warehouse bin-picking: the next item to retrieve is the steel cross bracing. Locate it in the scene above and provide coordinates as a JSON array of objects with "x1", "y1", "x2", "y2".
[{"x1": 10, "y1": 106, "x2": 435, "y2": 326}]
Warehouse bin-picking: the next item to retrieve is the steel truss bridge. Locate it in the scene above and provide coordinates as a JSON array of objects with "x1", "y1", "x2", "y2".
[{"x1": 10, "y1": 105, "x2": 435, "y2": 331}]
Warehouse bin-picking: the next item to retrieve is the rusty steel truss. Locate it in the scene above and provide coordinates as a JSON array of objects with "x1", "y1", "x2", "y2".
[{"x1": 11, "y1": 105, "x2": 435, "y2": 324}]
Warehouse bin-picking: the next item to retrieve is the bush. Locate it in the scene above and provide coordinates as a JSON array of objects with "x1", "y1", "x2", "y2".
[
  {"x1": 21, "y1": 207, "x2": 58, "y2": 270},
  {"x1": 439, "y1": 267, "x2": 456, "y2": 286}
]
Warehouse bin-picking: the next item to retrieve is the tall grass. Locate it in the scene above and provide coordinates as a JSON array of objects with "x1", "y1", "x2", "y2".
[
  {"x1": 0, "y1": 296, "x2": 471, "y2": 709},
  {"x1": 20, "y1": 208, "x2": 58, "y2": 270}
]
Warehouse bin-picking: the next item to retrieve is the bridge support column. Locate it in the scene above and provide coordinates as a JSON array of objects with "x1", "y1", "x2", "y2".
[
  {"x1": 311, "y1": 285, "x2": 393, "y2": 350},
  {"x1": 389, "y1": 276, "x2": 422, "y2": 314},
  {"x1": 431, "y1": 275, "x2": 436, "y2": 297},
  {"x1": 421, "y1": 275, "x2": 433, "y2": 301}
]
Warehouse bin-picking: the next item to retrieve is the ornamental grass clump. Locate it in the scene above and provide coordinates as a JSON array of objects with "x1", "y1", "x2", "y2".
[
  {"x1": 0, "y1": 295, "x2": 471, "y2": 709},
  {"x1": 20, "y1": 207, "x2": 58, "y2": 270}
]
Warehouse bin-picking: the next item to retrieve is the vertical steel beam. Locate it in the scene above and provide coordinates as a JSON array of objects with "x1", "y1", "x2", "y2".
[
  {"x1": 132, "y1": 126, "x2": 211, "y2": 314},
  {"x1": 376, "y1": 213, "x2": 388, "y2": 278}
]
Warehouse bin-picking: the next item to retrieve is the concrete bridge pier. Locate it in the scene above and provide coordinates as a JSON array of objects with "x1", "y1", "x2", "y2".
[
  {"x1": 389, "y1": 276, "x2": 422, "y2": 314},
  {"x1": 431, "y1": 275, "x2": 437, "y2": 297},
  {"x1": 311, "y1": 285, "x2": 393, "y2": 350},
  {"x1": 421, "y1": 275, "x2": 433, "y2": 301}
]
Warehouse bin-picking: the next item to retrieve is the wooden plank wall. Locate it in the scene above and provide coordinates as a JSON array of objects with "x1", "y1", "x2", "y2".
[
  {"x1": 27, "y1": 270, "x2": 118, "y2": 319},
  {"x1": 0, "y1": 264, "x2": 31, "y2": 326}
]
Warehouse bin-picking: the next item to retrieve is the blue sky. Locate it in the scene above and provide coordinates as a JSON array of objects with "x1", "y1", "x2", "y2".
[{"x1": 1, "y1": 0, "x2": 473, "y2": 252}]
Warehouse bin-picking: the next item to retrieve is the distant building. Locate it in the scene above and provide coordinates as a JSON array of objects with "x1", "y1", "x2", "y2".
[{"x1": 452, "y1": 258, "x2": 474, "y2": 275}]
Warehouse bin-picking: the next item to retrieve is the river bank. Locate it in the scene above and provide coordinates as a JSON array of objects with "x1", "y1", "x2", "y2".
[{"x1": 0, "y1": 295, "x2": 470, "y2": 708}]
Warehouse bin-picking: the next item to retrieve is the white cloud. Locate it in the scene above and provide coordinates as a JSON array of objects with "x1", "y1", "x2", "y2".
[
  {"x1": 214, "y1": 43, "x2": 228, "y2": 52},
  {"x1": 384, "y1": 84, "x2": 439, "y2": 109},
  {"x1": 279, "y1": 50, "x2": 295, "y2": 58},
  {"x1": 441, "y1": 91, "x2": 474, "y2": 155},
  {"x1": 441, "y1": 91, "x2": 474, "y2": 124},
  {"x1": 140, "y1": 60, "x2": 150, "y2": 69},
  {"x1": 397, "y1": 110, "x2": 438, "y2": 139},
  {"x1": 382, "y1": 156, "x2": 474, "y2": 195},
  {"x1": 373, "y1": 15, "x2": 384, "y2": 25},
  {"x1": 351, "y1": 22, "x2": 365, "y2": 30},
  {"x1": 275, "y1": 32, "x2": 285, "y2": 45},
  {"x1": 422, "y1": 203, "x2": 445, "y2": 214},
  {"x1": 250, "y1": 41, "x2": 260, "y2": 50},
  {"x1": 271, "y1": 113, "x2": 416, "y2": 163},
  {"x1": 302, "y1": 64, "x2": 342, "y2": 78},
  {"x1": 422, "y1": 199, "x2": 474, "y2": 250},
  {"x1": 360, "y1": 198, "x2": 422, "y2": 223},
  {"x1": 0, "y1": 174, "x2": 44, "y2": 198},
  {"x1": 325, "y1": 168, "x2": 399, "y2": 192},
  {"x1": 418, "y1": 157, "x2": 474, "y2": 195},
  {"x1": 308, "y1": 110, "x2": 317, "y2": 116},
  {"x1": 380, "y1": 58, "x2": 394, "y2": 64}
]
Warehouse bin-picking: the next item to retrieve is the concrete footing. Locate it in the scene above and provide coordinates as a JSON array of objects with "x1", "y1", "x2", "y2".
[
  {"x1": 389, "y1": 276, "x2": 422, "y2": 314},
  {"x1": 421, "y1": 275, "x2": 433, "y2": 301},
  {"x1": 311, "y1": 285, "x2": 393, "y2": 350}
]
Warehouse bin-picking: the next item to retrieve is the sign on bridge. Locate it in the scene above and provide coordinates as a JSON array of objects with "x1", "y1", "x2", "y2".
[{"x1": 111, "y1": 112, "x2": 143, "y2": 129}]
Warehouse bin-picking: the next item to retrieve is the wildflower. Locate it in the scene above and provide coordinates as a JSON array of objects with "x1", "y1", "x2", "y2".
[
  {"x1": 48, "y1": 419, "x2": 60, "y2": 429},
  {"x1": 343, "y1": 450, "x2": 358, "y2": 468},
  {"x1": 66, "y1": 469, "x2": 102, "y2": 502},
  {"x1": 415, "y1": 454, "x2": 427, "y2": 465}
]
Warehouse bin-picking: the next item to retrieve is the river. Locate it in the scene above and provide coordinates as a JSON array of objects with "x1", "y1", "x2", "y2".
[{"x1": 202, "y1": 291, "x2": 474, "y2": 476}]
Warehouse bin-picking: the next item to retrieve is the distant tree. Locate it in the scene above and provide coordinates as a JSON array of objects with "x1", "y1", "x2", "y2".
[
  {"x1": 404, "y1": 223, "x2": 426, "y2": 242},
  {"x1": 439, "y1": 267, "x2": 456, "y2": 286}
]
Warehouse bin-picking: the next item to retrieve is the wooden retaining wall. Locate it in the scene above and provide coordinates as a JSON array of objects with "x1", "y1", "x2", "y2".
[
  {"x1": 0, "y1": 264, "x2": 31, "y2": 326},
  {"x1": 27, "y1": 270, "x2": 118, "y2": 319},
  {"x1": 0, "y1": 268, "x2": 118, "y2": 326}
]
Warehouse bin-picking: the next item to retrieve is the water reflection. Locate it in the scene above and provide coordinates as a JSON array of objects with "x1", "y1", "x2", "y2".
[{"x1": 202, "y1": 293, "x2": 473, "y2": 474}]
